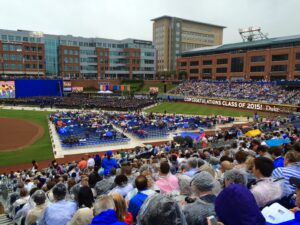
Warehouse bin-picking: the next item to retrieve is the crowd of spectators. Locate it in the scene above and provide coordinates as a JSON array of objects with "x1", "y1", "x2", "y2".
[
  {"x1": 170, "y1": 81, "x2": 300, "y2": 105},
  {"x1": 0, "y1": 96, "x2": 156, "y2": 111},
  {"x1": 1, "y1": 115, "x2": 300, "y2": 225}
]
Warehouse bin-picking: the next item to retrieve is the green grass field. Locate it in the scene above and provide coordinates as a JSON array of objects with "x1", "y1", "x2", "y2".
[
  {"x1": 140, "y1": 83, "x2": 177, "y2": 93},
  {"x1": 145, "y1": 102, "x2": 271, "y2": 117},
  {"x1": 0, "y1": 109, "x2": 53, "y2": 167}
]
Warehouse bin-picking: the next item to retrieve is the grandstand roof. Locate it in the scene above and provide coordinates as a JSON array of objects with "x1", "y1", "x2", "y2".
[{"x1": 181, "y1": 34, "x2": 300, "y2": 57}]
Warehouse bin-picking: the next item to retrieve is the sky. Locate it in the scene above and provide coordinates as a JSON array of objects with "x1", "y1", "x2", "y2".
[{"x1": 0, "y1": 0, "x2": 299, "y2": 44}]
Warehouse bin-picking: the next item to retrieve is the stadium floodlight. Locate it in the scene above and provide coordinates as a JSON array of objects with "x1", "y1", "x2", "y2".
[{"x1": 239, "y1": 26, "x2": 268, "y2": 42}]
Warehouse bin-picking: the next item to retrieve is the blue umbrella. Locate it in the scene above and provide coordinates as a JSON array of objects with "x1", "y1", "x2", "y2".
[{"x1": 265, "y1": 138, "x2": 291, "y2": 147}]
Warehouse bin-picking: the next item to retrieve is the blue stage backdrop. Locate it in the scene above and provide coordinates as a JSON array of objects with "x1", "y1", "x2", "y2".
[{"x1": 15, "y1": 80, "x2": 63, "y2": 98}]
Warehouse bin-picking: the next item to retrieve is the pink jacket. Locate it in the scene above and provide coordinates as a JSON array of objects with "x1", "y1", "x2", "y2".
[{"x1": 155, "y1": 174, "x2": 180, "y2": 194}]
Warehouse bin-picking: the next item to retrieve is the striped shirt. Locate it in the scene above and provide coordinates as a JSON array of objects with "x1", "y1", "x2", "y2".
[{"x1": 272, "y1": 162, "x2": 300, "y2": 195}]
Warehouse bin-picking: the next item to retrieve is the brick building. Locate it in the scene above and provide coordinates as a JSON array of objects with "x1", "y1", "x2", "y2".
[
  {"x1": 0, "y1": 29, "x2": 156, "y2": 79},
  {"x1": 176, "y1": 35, "x2": 300, "y2": 81}
]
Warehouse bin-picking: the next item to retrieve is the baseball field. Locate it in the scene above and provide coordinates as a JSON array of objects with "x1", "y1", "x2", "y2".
[{"x1": 0, "y1": 103, "x2": 274, "y2": 168}]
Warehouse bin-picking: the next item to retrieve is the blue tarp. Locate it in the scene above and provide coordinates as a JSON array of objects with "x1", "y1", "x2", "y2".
[
  {"x1": 180, "y1": 132, "x2": 199, "y2": 139},
  {"x1": 265, "y1": 139, "x2": 291, "y2": 147}
]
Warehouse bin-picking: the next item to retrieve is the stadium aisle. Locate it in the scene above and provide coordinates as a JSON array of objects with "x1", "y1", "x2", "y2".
[{"x1": 0, "y1": 214, "x2": 13, "y2": 225}]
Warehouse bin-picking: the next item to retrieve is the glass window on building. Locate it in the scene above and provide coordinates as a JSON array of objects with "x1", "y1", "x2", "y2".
[
  {"x1": 216, "y1": 67, "x2": 227, "y2": 73},
  {"x1": 272, "y1": 54, "x2": 288, "y2": 61},
  {"x1": 64, "y1": 49, "x2": 68, "y2": 55},
  {"x1": 2, "y1": 44, "x2": 9, "y2": 51},
  {"x1": 296, "y1": 53, "x2": 300, "y2": 60},
  {"x1": 23, "y1": 37, "x2": 28, "y2": 42},
  {"x1": 203, "y1": 68, "x2": 212, "y2": 74},
  {"x1": 231, "y1": 57, "x2": 244, "y2": 72},
  {"x1": 8, "y1": 35, "x2": 14, "y2": 41},
  {"x1": 203, "y1": 60, "x2": 212, "y2": 65},
  {"x1": 9, "y1": 45, "x2": 15, "y2": 51},
  {"x1": 29, "y1": 37, "x2": 35, "y2": 42},
  {"x1": 295, "y1": 64, "x2": 300, "y2": 71},
  {"x1": 217, "y1": 58, "x2": 228, "y2": 64},
  {"x1": 1, "y1": 35, "x2": 7, "y2": 41},
  {"x1": 250, "y1": 66, "x2": 265, "y2": 72},
  {"x1": 190, "y1": 61, "x2": 199, "y2": 66},
  {"x1": 3, "y1": 54, "x2": 9, "y2": 60},
  {"x1": 25, "y1": 64, "x2": 30, "y2": 69},
  {"x1": 271, "y1": 65, "x2": 287, "y2": 72},
  {"x1": 16, "y1": 36, "x2": 21, "y2": 41},
  {"x1": 190, "y1": 68, "x2": 199, "y2": 74},
  {"x1": 17, "y1": 64, "x2": 23, "y2": 70},
  {"x1": 69, "y1": 49, "x2": 73, "y2": 55}
]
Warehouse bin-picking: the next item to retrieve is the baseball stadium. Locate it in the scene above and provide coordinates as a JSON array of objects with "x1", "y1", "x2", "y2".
[{"x1": 0, "y1": 1, "x2": 300, "y2": 225}]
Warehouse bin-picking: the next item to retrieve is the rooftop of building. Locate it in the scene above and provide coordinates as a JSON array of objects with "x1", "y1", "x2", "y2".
[
  {"x1": 0, "y1": 28, "x2": 153, "y2": 45},
  {"x1": 151, "y1": 15, "x2": 226, "y2": 28},
  {"x1": 181, "y1": 34, "x2": 300, "y2": 57}
]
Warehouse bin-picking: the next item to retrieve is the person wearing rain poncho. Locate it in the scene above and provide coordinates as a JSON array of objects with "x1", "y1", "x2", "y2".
[
  {"x1": 136, "y1": 194, "x2": 187, "y2": 225},
  {"x1": 25, "y1": 190, "x2": 47, "y2": 225},
  {"x1": 183, "y1": 171, "x2": 217, "y2": 225}
]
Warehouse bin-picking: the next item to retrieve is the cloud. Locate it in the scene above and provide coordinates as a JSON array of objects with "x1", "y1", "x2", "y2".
[{"x1": 0, "y1": 0, "x2": 299, "y2": 43}]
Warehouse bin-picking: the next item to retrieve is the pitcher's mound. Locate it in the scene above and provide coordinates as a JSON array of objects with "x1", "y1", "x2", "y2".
[{"x1": 0, "y1": 118, "x2": 44, "y2": 152}]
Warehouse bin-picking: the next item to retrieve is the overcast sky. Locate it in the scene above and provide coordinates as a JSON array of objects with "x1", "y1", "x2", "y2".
[{"x1": 1, "y1": 0, "x2": 299, "y2": 44}]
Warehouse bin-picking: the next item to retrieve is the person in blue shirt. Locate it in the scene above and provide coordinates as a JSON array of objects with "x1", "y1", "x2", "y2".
[
  {"x1": 128, "y1": 175, "x2": 155, "y2": 221},
  {"x1": 38, "y1": 183, "x2": 77, "y2": 225},
  {"x1": 270, "y1": 146, "x2": 284, "y2": 168},
  {"x1": 102, "y1": 151, "x2": 118, "y2": 175},
  {"x1": 90, "y1": 195, "x2": 126, "y2": 225}
]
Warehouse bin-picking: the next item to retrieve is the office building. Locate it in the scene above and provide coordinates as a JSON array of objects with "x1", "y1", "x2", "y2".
[
  {"x1": 152, "y1": 16, "x2": 225, "y2": 72},
  {"x1": 0, "y1": 29, "x2": 156, "y2": 79},
  {"x1": 176, "y1": 34, "x2": 300, "y2": 81}
]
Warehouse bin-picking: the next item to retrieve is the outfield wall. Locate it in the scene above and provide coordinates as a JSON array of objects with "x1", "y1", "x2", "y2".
[{"x1": 183, "y1": 96, "x2": 300, "y2": 114}]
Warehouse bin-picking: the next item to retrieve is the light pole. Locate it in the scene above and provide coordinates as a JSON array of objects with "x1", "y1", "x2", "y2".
[{"x1": 29, "y1": 31, "x2": 44, "y2": 78}]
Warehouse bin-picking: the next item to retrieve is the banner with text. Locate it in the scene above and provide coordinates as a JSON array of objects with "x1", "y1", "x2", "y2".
[{"x1": 183, "y1": 97, "x2": 300, "y2": 113}]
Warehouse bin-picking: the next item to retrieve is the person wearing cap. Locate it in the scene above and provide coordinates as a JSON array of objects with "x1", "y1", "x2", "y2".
[
  {"x1": 26, "y1": 190, "x2": 47, "y2": 225},
  {"x1": 215, "y1": 184, "x2": 265, "y2": 225},
  {"x1": 38, "y1": 183, "x2": 77, "y2": 225},
  {"x1": 183, "y1": 171, "x2": 216, "y2": 225},
  {"x1": 102, "y1": 151, "x2": 118, "y2": 175}
]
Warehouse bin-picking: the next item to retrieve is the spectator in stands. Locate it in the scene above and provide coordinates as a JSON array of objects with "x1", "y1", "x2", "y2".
[
  {"x1": 38, "y1": 183, "x2": 77, "y2": 225},
  {"x1": 25, "y1": 190, "x2": 47, "y2": 225},
  {"x1": 273, "y1": 150, "x2": 300, "y2": 195},
  {"x1": 233, "y1": 151, "x2": 248, "y2": 171},
  {"x1": 215, "y1": 184, "x2": 266, "y2": 225},
  {"x1": 94, "y1": 154, "x2": 102, "y2": 167},
  {"x1": 78, "y1": 158, "x2": 87, "y2": 171},
  {"x1": 183, "y1": 171, "x2": 216, "y2": 225},
  {"x1": 269, "y1": 146, "x2": 284, "y2": 168},
  {"x1": 223, "y1": 169, "x2": 247, "y2": 187},
  {"x1": 184, "y1": 158, "x2": 199, "y2": 177},
  {"x1": 102, "y1": 151, "x2": 118, "y2": 175},
  {"x1": 12, "y1": 188, "x2": 29, "y2": 219},
  {"x1": 68, "y1": 186, "x2": 94, "y2": 225},
  {"x1": 155, "y1": 162, "x2": 179, "y2": 194},
  {"x1": 137, "y1": 194, "x2": 187, "y2": 225},
  {"x1": 257, "y1": 145, "x2": 273, "y2": 161},
  {"x1": 90, "y1": 195, "x2": 126, "y2": 225},
  {"x1": 87, "y1": 155, "x2": 95, "y2": 168},
  {"x1": 128, "y1": 175, "x2": 155, "y2": 221},
  {"x1": 289, "y1": 177, "x2": 300, "y2": 213},
  {"x1": 109, "y1": 175, "x2": 133, "y2": 198},
  {"x1": 110, "y1": 192, "x2": 133, "y2": 225},
  {"x1": 251, "y1": 157, "x2": 284, "y2": 208}
]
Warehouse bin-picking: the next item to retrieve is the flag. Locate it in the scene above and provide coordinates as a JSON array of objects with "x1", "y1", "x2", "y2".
[{"x1": 120, "y1": 85, "x2": 124, "y2": 92}]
